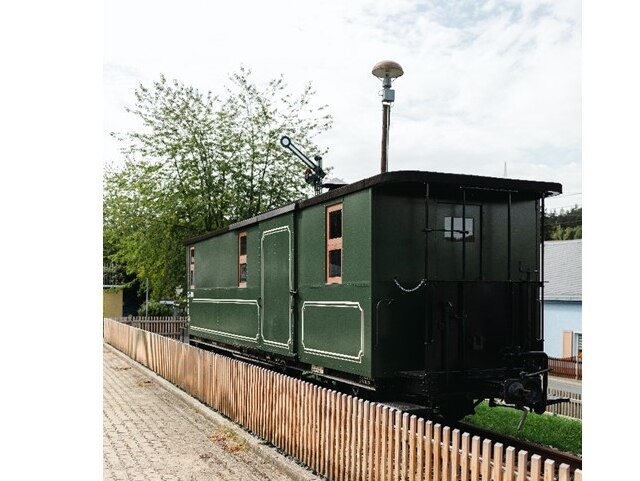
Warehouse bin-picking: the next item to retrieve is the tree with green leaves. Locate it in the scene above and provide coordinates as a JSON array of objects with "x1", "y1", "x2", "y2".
[
  {"x1": 544, "y1": 205, "x2": 582, "y2": 240},
  {"x1": 104, "y1": 68, "x2": 333, "y2": 299}
]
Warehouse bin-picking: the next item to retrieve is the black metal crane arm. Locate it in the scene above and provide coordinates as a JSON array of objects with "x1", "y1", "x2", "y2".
[{"x1": 280, "y1": 136, "x2": 326, "y2": 177}]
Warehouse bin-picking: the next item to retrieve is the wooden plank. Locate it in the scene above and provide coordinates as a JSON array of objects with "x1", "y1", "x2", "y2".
[
  {"x1": 344, "y1": 394, "x2": 351, "y2": 481},
  {"x1": 558, "y1": 464, "x2": 570, "y2": 481},
  {"x1": 308, "y1": 385, "x2": 315, "y2": 472},
  {"x1": 480, "y1": 439, "x2": 491, "y2": 481},
  {"x1": 460, "y1": 432, "x2": 470, "y2": 481},
  {"x1": 394, "y1": 411, "x2": 402, "y2": 481},
  {"x1": 470, "y1": 436, "x2": 480, "y2": 481},
  {"x1": 303, "y1": 383, "x2": 310, "y2": 467},
  {"x1": 387, "y1": 409, "x2": 395, "y2": 481},
  {"x1": 516, "y1": 451, "x2": 528, "y2": 481},
  {"x1": 543, "y1": 459, "x2": 555, "y2": 481},
  {"x1": 425, "y1": 421, "x2": 434, "y2": 481},
  {"x1": 334, "y1": 393, "x2": 341, "y2": 481},
  {"x1": 442, "y1": 426, "x2": 450, "y2": 481},
  {"x1": 325, "y1": 388, "x2": 332, "y2": 479},
  {"x1": 368, "y1": 402, "x2": 376, "y2": 481},
  {"x1": 355, "y1": 399, "x2": 364, "y2": 481},
  {"x1": 574, "y1": 469, "x2": 582, "y2": 481},
  {"x1": 433, "y1": 424, "x2": 441, "y2": 481},
  {"x1": 416, "y1": 418, "x2": 424, "y2": 481},
  {"x1": 492, "y1": 443, "x2": 503, "y2": 481},
  {"x1": 373, "y1": 404, "x2": 382, "y2": 481},
  {"x1": 401, "y1": 412, "x2": 409, "y2": 481},
  {"x1": 362, "y1": 400, "x2": 370, "y2": 481},
  {"x1": 380, "y1": 406, "x2": 388, "y2": 481},
  {"x1": 349, "y1": 397, "x2": 358, "y2": 481},
  {"x1": 320, "y1": 386, "x2": 327, "y2": 475},
  {"x1": 293, "y1": 377, "x2": 299, "y2": 459},
  {"x1": 409, "y1": 415, "x2": 417, "y2": 481},
  {"x1": 340, "y1": 393, "x2": 347, "y2": 481},
  {"x1": 451, "y1": 429, "x2": 460, "y2": 481},
  {"x1": 331, "y1": 391, "x2": 338, "y2": 480},
  {"x1": 530, "y1": 455, "x2": 542, "y2": 481},
  {"x1": 294, "y1": 381, "x2": 302, "y2": 460},
  {"x1": 284, "y1": 376, "x2": 291, "y2": 455}
]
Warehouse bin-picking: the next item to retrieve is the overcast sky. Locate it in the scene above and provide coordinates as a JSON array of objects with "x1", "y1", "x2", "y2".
[{"x1": 105, "y1": 0, "x2": 581, "y2": 211}]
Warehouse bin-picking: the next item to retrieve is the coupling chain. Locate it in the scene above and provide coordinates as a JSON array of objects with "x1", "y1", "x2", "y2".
[{"x1": 393, "y1": 277, "x2": 427, "y2": 293}]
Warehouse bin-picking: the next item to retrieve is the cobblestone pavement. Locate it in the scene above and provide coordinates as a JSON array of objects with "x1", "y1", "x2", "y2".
[{"x1": 103, "y1": 344, "x2": 320, "y2": 481}]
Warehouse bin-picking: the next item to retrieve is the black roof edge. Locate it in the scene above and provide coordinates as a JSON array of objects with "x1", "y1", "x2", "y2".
[
  {"x1": 184, "y1": 170, "x2": 562, "y2": 245},
  {"x1": 184, "y1": 203, "x2": 297, "y2": 245}
]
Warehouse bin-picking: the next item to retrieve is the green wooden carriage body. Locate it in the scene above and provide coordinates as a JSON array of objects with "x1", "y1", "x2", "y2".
[{"x1": 186, "y1": 170, "x2": 561, "y2": 399}]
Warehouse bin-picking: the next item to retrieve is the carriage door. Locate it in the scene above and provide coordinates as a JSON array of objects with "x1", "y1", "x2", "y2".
[
  {"x1": 432, "y1": 203, "x2": 481, "y2": 280},
  {"x1": 260, "y1": 215, "x2": 295, "y2": 355},
  {"x1": 427, "y1": 202, "x2": 481, "y2": 371}
]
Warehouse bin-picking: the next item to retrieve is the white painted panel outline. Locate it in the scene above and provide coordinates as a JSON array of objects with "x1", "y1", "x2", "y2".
[
  {"x1": 191, "y1": 298, "x2": 259, "y2": 343},
  {"x1": 260, "y1": 226, "x2": 293, "y2": 349},
  {"x1": 301, "y1": 301, "x2": 364, "y2": 363}
]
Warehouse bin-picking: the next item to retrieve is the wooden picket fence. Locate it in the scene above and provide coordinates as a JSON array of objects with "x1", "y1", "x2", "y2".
[
  {"x1": 111, "y1": 316, "x2": 188, "y2": 341},
  {"x1": 546, "y1": 388, "x2": 582, "y2": 420},
  {"x1": 548, "y1": 357, "x2": 582, "y2": 380},
  {"x1": 103, "y1": 318, "x2": 582, "y2": 481}
]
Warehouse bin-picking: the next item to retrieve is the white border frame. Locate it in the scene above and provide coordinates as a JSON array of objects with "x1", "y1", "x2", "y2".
[
  {"x1": 260, "y1": 226, "x2": 293, "y2": 349},
  {"x1": 301, "y1": 301, "x2": 364, "y2": 363},
  {"x1": 191, "y1": 298, "x2": 259, "y2": 343}
]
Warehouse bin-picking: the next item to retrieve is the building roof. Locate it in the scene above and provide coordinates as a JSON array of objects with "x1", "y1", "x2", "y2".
[{"x1": 544, "y1": 239, "x2": 582, "y2": 301}]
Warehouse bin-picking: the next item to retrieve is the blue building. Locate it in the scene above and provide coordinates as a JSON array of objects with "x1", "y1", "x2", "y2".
[{"x1": 543, "y1": 239, "x2": 582, "y2": 359}]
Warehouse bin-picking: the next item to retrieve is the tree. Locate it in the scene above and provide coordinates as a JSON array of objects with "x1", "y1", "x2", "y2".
[
  {"x1": 104, "y1": 69, "x2": 333, "y2": 298},
  {"x1": 544, "y1": 205, "x2": 582, "y2": 240}
]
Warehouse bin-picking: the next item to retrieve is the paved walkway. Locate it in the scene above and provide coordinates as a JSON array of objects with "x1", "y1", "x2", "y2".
[
  {"x1": 103, "y1": 344, "x2": 321, "y2": 481},
  {"x1": 548, "y1": 375, "x2": 582, "y2": 396}
]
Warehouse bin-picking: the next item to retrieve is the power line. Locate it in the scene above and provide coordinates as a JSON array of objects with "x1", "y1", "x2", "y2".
[
  {"x1": 553, "y1": 192, "x2": 582, "y2": 198},
  {"x1": 546, "y1": 204, "x2": 582, "y2": 211}
]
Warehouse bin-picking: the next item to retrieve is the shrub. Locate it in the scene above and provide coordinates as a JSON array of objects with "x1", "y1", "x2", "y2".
[{"x1": 137, "y1": 300, "x2": 173, "y2": 317}]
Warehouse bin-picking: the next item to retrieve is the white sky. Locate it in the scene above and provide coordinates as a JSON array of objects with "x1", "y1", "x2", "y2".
[{"x1": 104, "y1": 0, "x2": 581, "y2": 211}]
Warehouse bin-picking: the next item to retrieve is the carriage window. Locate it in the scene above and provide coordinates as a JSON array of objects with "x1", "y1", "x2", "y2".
[
  {"x1": 444, "y1": 217, "x2": 474, "y2": 241},
  {"x1": 189, "y1": 246, "x2": 195, "y2": 289},
  {"x1": 326, "y1": 204, "x2": 343, "y2": 284},
  {"x1": 238, "y1": 232, "x2": 247, "y2": 287}
]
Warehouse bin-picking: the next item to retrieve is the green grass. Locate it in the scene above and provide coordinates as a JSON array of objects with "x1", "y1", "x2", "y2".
[{"x1": 462, "y1": 402, "x2": 582, "y2": 456}]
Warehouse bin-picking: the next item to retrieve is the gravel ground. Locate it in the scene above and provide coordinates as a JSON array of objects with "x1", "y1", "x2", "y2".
[{"x1": 103, "y1": 344, "x2": 322, "y2": 481}]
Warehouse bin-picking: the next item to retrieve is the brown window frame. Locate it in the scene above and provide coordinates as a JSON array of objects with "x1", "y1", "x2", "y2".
[
  {"x1": 326, "y1": 203, "x2": 343, "y2": 284},
  {"x1": 189, "y1": 246, "x2": 195, "y2": 289},
  {"x1": 238, "y1": 232, "x2": 247, "y2": 288}
]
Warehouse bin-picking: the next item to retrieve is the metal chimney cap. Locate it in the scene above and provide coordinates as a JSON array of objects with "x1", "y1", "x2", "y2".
[{"x1": 372, "y1": 60, "x2": 404, "y2": 80}]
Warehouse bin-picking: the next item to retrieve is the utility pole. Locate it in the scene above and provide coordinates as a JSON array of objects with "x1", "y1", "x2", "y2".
[{"x1": 372, "y1": 60, "x2": 404, "y2": 173}]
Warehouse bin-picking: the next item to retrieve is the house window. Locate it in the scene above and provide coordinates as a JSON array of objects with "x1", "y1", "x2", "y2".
[
  {"x1": 189, "y1": 246, "x2": 195, "y2": 289},
  {"x1": 326, "y1": 204, "x2": 343, "y2": 284},
  {"x1": 444, "y1": 217, "x2": 474, "y2": 241},
  {"x1": 238, "y1": 232, "x2": 247, "y2": 287}
]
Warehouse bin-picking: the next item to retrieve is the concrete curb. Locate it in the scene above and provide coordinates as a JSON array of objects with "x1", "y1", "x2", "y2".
[{"x1": 104, "y1": 343, "x2": 323, "y2": 481}]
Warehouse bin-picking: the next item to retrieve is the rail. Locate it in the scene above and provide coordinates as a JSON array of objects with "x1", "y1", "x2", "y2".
[
  {"x1": 103, "y1": 318, "x2": 582, "y2": 481},
  {"x1": 549, "y1": 356, "x2": 582, "y2": 380}
]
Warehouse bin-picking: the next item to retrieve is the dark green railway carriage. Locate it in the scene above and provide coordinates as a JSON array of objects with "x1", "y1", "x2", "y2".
[{"x1": 186, "y1": 170, "x2": 561, "y2": 416}]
